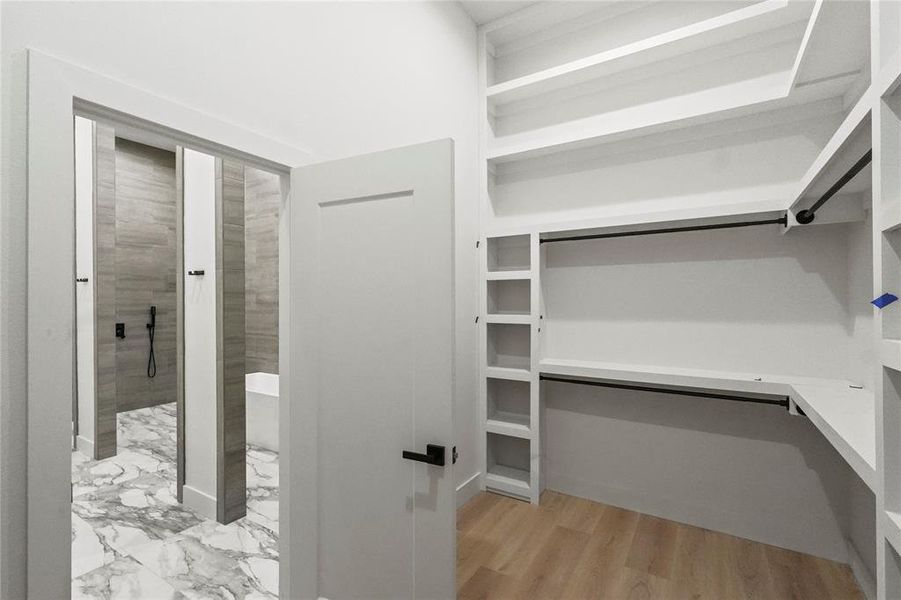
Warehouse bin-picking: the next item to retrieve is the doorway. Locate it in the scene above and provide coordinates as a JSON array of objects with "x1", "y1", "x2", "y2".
[
  {"x1": 71, "y1": 116, "x2": 283, "y2": 598},
  {"x1": 10, "y1": 50, "x2": 458, "y2": 599}
]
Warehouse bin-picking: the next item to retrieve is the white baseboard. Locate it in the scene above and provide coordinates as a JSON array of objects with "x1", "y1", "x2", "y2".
[
  {"x1": 182, "y1": 484, "x2": 217, "y2": 520},
  {"x1": 456, "y1": 471, "x2": 482, "y2": 508},
  {"x1": 75, "y1": 435, "x2": 94, "y2": 458},
  {"x1": 847, "y1": 538, "x2": 876, "y2": 600}
]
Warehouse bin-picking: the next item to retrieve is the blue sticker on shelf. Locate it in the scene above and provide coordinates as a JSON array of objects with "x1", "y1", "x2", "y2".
[{"x1": 872, "y1": 293, "x2": 898, "y2": 309}]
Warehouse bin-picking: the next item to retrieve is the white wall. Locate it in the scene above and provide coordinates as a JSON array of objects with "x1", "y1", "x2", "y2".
[
  {"x1": 182, "y1": 149, "x2": 218, "y2": 520},
  {"x1": 539, "y1": 211, "x2": 876, "y2": 565},
  {"x1": 1, "y1": 0, "x2": 479, "y2": 508},
  {"x1": 543, "y1": 223, "x2": 868, "y2": 382},
  {"x1": 74, "y1": 116, "x2": 95, "y2": 454}
]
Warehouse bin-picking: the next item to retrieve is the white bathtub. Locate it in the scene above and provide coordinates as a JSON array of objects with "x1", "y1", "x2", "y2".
[{"x1": 246, "y1": 372, "x2": 279, "y2": 452}]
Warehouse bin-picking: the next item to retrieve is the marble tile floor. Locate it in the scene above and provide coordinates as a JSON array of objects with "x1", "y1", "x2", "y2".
[{"x1": 72, "y1": 403, "x2": 279, "y2": 599}]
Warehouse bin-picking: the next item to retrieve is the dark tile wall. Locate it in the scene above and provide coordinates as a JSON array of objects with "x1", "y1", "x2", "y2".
[
  {"x1": 114, "y1": 138, "x2": 178, "y2": 413},
  {"x1": 244, "y1": 167, "x2": 280, "y2": 374}
]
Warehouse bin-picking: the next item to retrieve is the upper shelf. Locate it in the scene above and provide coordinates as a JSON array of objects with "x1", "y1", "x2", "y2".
[
  {"x1": 488, "y1": 69, "x2": 851, "y2": 164},
  {"x1": 487, "y1": 0, "x2": 804, "y2": 108},
  {"x1": 539, "y1": 357, "x2": 876, "y2": 491},
  {"x1": 487, "y1": 199, "x2": 784, "y2": 239},
  {"x1": 485, "y1": 0, "x2": 869, "y2": 169}
]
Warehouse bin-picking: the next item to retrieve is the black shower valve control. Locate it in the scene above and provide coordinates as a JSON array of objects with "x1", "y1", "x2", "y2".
[{"x1": 115, "y1": 322, "x2": 126, "y2": 339}]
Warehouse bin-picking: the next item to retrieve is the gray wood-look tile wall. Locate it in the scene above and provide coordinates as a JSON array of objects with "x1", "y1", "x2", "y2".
[
  {"x1": 217, "y1": 159, "x2": 247, "y2": 524},
  {"x1": 244, "y1": 167, "x2": 280, "y2": 375},
  {"x1": 93, "y1": 123, "x2": 118, "y2": 460},
  {"x1": 114, "y1": 138, "x2": 178, "y2": 413}
]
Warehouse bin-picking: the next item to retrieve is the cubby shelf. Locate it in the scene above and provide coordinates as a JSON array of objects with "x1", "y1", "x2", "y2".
[
  {"x1": 486, "y1": 414, "x2": 531, "y2": 439},
  {"x1": 485, "y1": 465, "x2": 531, "y2": 498},
  {"x1": 486, "y1": 0, "x2": 800, "y2": 108},
  {"x1": 486, "y1": 270, "x2": 531, "y2": 280},
  {"x1": 485, "y1": 366, "x2": 531, "y2": 382},
  {"x1": 485, "y1": 313, "x2": 530, "y2": 325},
  {"x1": 540, "y1": 358, "x2": 876, "y2": 490}
]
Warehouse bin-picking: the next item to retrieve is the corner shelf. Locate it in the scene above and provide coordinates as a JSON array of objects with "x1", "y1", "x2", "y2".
[
  {"x1": 789, "y1": 85, "x2": 873, "y2": 217},
  {"x1": 540, "y1": 357, "x2": 876, "y2": 491}
]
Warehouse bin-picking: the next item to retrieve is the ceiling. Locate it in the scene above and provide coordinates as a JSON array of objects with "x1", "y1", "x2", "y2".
[{"x1": 458, "y1": 1, "x2": 539, "y2": 25}]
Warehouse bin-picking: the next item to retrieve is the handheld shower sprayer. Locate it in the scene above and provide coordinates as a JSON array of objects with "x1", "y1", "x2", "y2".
[{"x1": 146, "y1": 305, "x2": 157, "y2": 378}]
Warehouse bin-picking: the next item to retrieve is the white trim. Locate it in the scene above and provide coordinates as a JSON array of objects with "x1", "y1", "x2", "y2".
[
  {"x1": 9, "y1": 48, "x2": 311, "y2": 598},
  {"x1": 848, "y1": 537, "x2": 877, "y2": 600},
  {"x1": 455, "y1": 471, "x2": 482, "y2": 508},
  {"x1": 75, "y1": 435, "x2": 94, "y2": 458},
  {"x1": 182, "y1": 484, "x2": 218, "y2": 521}
]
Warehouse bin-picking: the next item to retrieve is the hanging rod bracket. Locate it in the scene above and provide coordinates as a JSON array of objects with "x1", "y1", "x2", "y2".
[{"x1": 794, "y1": 149, "x2": 872, "y2": 225}]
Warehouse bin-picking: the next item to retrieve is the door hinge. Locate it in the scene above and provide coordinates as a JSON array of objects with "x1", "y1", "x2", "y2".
[
  {"x1": 476, "y1": 240, "x2": 480, "y2": 248},
  {"x1": 452, "y1": 446, "x2": 458, "y2": 464}
]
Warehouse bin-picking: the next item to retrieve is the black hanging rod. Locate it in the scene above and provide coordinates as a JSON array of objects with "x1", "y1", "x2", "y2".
[
  {"x1": 539, "y1": 216, "x2": 787, "y2": 244},
  {"x1": 795, "y1": 149, "x2": 872, "y2": 225},
  {"x1": 539, "y1": 375, "x2": 790, "y2": 408}
]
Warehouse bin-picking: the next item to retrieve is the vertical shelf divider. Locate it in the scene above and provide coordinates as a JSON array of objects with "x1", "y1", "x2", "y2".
[{"x1": 528, "y1": 232, "x2": 541, "y2": 504}]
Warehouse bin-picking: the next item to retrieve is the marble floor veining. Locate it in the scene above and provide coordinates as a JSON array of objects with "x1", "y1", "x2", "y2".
[{"x1": 72, "y1": 402, "x2": 279, "y2": 599}]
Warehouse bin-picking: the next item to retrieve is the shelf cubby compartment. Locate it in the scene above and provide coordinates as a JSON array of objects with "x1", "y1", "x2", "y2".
[
  {"x1": 487, "y1": 234, "x2": 531, "y2": 273},
  {"x1": 487, "y1": 278, "x2": 530, "y2": 323},
  {"x1": 485, "y1": 432, "x2": 531, "y2": 499},
  {"x1": 486, "y1": 378, "x2": 530, "y2": 439},
  {"x1": 883, "y1": 229, "x2": 901, "y2": 341},
  {"x1": 487, "y1": 322, "x2": 531, "y2": 372}
]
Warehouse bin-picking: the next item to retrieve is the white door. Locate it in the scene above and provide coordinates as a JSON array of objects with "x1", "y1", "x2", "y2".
[{"x1": 290, "y1": 139, "x2": 456, "y2": 599}]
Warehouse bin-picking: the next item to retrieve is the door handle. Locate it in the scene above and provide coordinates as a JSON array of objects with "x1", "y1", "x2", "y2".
[{"x1": 402, "y1": 444, "x2": 445, "y2": 467}]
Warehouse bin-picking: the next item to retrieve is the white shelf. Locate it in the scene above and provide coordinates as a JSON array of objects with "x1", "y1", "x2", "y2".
[
  {"x1": 487, "y1": 71, "x2": 853, "y2": 164},
  {"x1": 539, "y1": 358, "x2": 876, "y2": 491},
  {"x1": 485, "y1": 465, "x2": 531, "y2": 498},
  {"x1": 486, "y1": 200, "x2": 786, "y2": 239},
  {"x1": 486, "y1": 412, "x2": 531, "y2": 439},
  {"x1": 789, "y1": 85, "x2": 873, "y2": 214},
  {"x1": 486, "y1": 269, "x2": 530, "y2": 280},
  {"x1": 485, "y1": 312, "x2": 531, "y2": 325},
  {"x1": 485, "y1": 365, "x2": 531, "y2": 382},
  {"x1": 791, "y1": 382, "x2": 876, "y2": 492},
  {"x1": 486, "y1": 0, "x2": 799, "y2": 108}
]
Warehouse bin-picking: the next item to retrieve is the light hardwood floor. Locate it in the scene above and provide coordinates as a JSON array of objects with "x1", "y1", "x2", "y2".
[{"x1": 457, "y1": 491, "x2": 864, "y2": 599}]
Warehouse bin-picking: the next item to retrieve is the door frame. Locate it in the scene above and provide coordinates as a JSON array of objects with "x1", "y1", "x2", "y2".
[{"x1": 1, "y1": 49, "x2": 316, "y2": 598}]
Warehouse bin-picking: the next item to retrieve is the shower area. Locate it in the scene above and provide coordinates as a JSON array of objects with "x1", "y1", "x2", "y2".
[{"x1": 71, "y1": 115, "x2": 281, "y2": 598}]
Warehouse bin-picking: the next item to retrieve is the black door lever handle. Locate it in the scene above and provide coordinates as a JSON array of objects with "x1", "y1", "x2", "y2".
[{"x1": 402, "y1": 444, "x2": 446, "y2": 467}]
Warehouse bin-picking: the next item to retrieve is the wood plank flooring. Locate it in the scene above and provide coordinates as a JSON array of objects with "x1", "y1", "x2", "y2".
[{"x1": 457, "y1": 491, "x2": 864, "y2": 600}]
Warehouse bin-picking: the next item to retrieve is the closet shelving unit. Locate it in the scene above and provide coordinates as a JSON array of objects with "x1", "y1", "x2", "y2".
[{"x1": 478, "y1": 0, "x2": 899, "y2": 594}]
